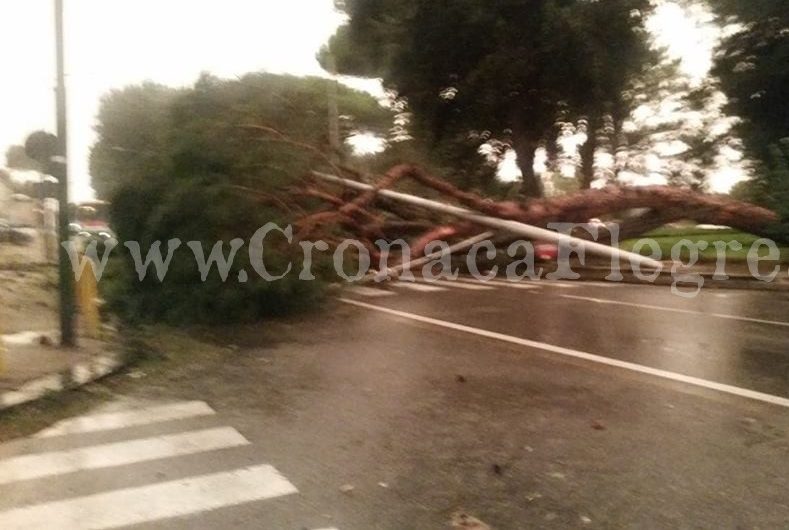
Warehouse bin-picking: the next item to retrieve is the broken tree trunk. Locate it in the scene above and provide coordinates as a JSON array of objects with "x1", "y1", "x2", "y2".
[
  {"x1": 311, "y1": 171, "x2": 665, "y2": 269},
  {"x1": 282, "y1": 162, "x2": 778, "y2": 269}
]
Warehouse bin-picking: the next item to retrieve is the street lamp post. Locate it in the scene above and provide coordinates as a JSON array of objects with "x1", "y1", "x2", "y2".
[{"x1": 54, "y1": 0, "x2": 76, "y2": 347}]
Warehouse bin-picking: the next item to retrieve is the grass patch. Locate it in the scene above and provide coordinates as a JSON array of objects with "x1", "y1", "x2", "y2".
[{"x1": 622, "y1": 229, "x2": 789, "y2": 263}]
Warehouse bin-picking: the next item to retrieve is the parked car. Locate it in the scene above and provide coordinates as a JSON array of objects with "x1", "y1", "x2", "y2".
[{"x1": 534, "y1": 241, "x2": 559, "y2": 262}]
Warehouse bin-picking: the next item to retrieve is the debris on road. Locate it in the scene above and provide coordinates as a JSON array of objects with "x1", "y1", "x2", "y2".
[
  {"x1": 451, "y1": 511, "x2": 492, "y2": 530},
  {"x1": 339, "y1": 484, "x2": 355, "y2": 494}
]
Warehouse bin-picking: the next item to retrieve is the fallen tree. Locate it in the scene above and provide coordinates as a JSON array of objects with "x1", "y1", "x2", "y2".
[{"x1": 280, "y1": 163, "x2": 779, "y2": 262}]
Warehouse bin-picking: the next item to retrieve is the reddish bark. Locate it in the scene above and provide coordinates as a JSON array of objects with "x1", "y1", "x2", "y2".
[{"x1": 295, "y1": 164, "x2": 779, "y2": 246}]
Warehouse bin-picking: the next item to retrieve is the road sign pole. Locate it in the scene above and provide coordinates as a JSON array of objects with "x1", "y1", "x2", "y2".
[{"x1": 54, "y1": 0, "x2": 76, "y2": 347}]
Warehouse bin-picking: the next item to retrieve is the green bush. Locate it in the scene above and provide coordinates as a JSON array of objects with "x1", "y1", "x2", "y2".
[
  {"x1": 91, "y1": 73, "x2": 391, "y2": 324},
  {"x1": 740, "y1": 144, "x2": 789, "y2": 245},
  {"x1": 104, "y1": 178, "x2": 328, "y2": 325}
]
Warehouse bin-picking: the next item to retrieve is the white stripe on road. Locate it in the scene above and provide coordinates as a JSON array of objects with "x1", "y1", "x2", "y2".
[
  {"x1": 457, "y1": 278, "x2": 540, "y2": 290},
  {"x1": 0, "y1": 464, "x2": 298, "y2": 530},
  {"x1": 538, "y1": 281, "x2": 578, "y2": 288},
  {"x1": 35, "y1": 401, "x2": 216, "y2": 438},
  {"x1": 426, "y1": 279, "x2": 495, "y2": 291},
  {"x1": 392, "y1": 282, "x2": 447, "y2": 293},
  {"x1": 561, "y1": 294, "x2": 789, "y2": 328},
  {"x1": 346, "y1": 286, "x2": 396, "y2": 297},
  {"x1": 588, "y1": 281, "x2": 625, "y2": 287},
  {"x1": 340, "y1": 298, "x2": 789, "y2": 409},
  {"x1": 0, "y1": 428, "x2": 249, "y2": 485}
]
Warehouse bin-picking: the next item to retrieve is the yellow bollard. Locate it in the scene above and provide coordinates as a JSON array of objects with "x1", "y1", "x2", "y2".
[{"x1": 76, "y1": 253, "x2": 101, "y2": 340}]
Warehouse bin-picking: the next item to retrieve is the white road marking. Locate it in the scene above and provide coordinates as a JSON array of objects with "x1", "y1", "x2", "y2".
[
  {"x1": 578, "y1": 281, "x2": 624, "y2": 288},
  {"x1": 425, "y1": 279, "x2": 495, "y2": 291},
  {"x1": 539, "y1": 281, "x2": 578, "y2": 288},
  {"x1": 392, "y1": 282, "x2": 447, "y2": 293},
  {"x1": 0, "y1": 428, "x2": 249, "y2": 485},
  {"x1": 35, "y1": 401, "x2": 216, "y2": 438},
  {"x1": 0, "y1": 464, "x2": 298, "y2": 530},
  {"x1": 347, "y1": 286, "x2": 396, "y2": 297},
  {"x1": 457, "y1": 278, "x2": 540, "y2": 290},
  {"x1": 562, "y1": 294, "x2": 789, "y2": 328},
  {"x1": 340, "y1": 298, "x2": 789, "y2": 409}
]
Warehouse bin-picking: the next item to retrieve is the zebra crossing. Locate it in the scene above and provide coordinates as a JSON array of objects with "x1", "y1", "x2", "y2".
[
  {"x1": 0, "y1": 399, "x2": 332, "y2": 530},
  {"x1": 346, "y1": 276, "x2": 582, "y2": 298}
]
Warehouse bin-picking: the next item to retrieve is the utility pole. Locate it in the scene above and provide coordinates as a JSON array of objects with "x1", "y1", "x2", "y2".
[{"x1": 54, "y1": 0, "x2": 76, "y2": 347}]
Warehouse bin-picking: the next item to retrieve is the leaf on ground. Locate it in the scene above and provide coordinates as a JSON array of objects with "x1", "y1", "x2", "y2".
[{"x1": 451, "y1": 511, "x2": 491, "y2": 530}]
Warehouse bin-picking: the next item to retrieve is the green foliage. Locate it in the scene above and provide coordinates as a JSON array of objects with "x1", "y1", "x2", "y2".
[
  {"x1": 94, "y1": 73, "x2": 390, "y2": 324},
  {"x1": 737, "y1": 144, "x2": 789, "y2": 243},
  {"x1": 91, "y1": 73, "x2": 392, "y2": 200},
  {"x1": 104, "y1": 180, "x2": 325, "y2": 325},
  {"x1": 714, "y1": 0, "x2": 789, "y2": 161},
  {"x1": 90, "y1": 83, "x2": 182, "y2": 199},
  {"x1": 622, "y1": 228, "x2": 789, "y2": 263},
  {"x1": 713, "y1": 0, "x2": 788, "y2": 241},
  {"x1": 323, "y1": 0, "x2": 653, "y2": 195}
]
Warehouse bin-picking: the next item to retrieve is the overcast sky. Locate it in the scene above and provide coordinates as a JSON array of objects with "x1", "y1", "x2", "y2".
[
  {"x1": 0, "y1": 0, "x2": 744, "y2": 201},
  {"x1": 0, "y1": 0, "x2": 354, "y2": 201}
]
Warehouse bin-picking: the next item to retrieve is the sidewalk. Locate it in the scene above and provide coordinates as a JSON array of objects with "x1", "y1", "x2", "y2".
[
  {"x1": 0, "y1": 265, "x2": 125, "y2": 412},
  {"x1": 0, "y1": 333, "x2": 125, "y2": 412}
]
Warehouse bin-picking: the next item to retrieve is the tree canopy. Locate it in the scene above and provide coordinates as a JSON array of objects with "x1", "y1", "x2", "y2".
[
  {"x1": 91, "y1": 73, "x2": 393, "y2": 324},
  {"x1": 91, "y1": 73, "x2": 392, "y2": 200},
  {"x1": 321, "y1": 0, "x2": 653, "y2": 197},
  {"x1": 713, "y1": 0, "x2": 788, "y2": 160},
  {"x1": 713, "y1": 0, "x2": 789, "y2": 241}
]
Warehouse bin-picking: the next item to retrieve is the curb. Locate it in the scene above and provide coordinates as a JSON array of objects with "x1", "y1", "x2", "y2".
[
  {"x1": 0, "y1": 263, "x2": 54, "y2": 272},
  {"x1": 0, "y1": 350, "x2": 128, "y2": 412},
  {"x1": 457, "y1": 257, "x2": 789, "y2": 292},
  {"x1": 565, "y1": 267, "x2": 789, "y2": 292}
]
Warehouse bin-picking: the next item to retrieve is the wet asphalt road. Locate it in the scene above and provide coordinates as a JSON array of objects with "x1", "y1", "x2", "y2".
[{"x1": 1, "y1": 279, "x2": 789, "y2": 529}]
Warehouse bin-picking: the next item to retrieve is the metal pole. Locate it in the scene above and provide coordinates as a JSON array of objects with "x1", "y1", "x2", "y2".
[
  {"x1": 39, "y1": 178, "x2": 48, "y2": 262},
  {"x1": 55, "y1": 0, "x2": 76, "y2": 347},
  {"x1": 311, "y1": 171, "x2": 664, "y2": 270},
  {"x1": 367, "y1": 231, "x2": 496, "y2": 282}
]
